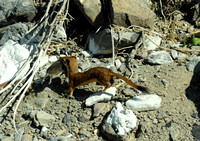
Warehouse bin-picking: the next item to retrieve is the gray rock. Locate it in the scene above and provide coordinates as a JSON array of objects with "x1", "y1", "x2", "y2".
[
  {"x1": 145, "y1": 51, "x2": 174, "y2": 65},
  {"x1": 14, "y1": 127, "x2": 24, "y2": 141},
  {"x1": 39, "y1": 55, "x2": 49, "y2": 68},
  {"x1": 63, "y1": 113, "x2": 71, "y2": 123},
  {"x1": 176, "y1": 52, "x2": 187, "y2": 60},
  {"x1": 119, "y1": 64, "x2": 126, "y2": 73},
  {"x1": 73, "y1": 0, "x2": 155, "y2": 28},
  {"x1": 48, "y1": 134, "x2": 74, "y2": 141},
  {"x1": 117, "y1": 31, "x2": 140, "y2": 47},
  {"x1": 186, "y1": 56, "x2": 200, "y2": 73},
  {"x1": 32, "y1": 111, "x2": 55, "y2": 127},
  {"x1": 192, "y1": 125, "x2": 200, "y2": 140},
  {"x1": 0, "y1": 40, "x2": 30, "y2": 85},
  {"x1": 170, "y1": 50, "x2": 178, "y2": 59},
  {"x1": 93, "y1": 103, "x2": 109, "y2": 118},
  {"x1": 157, "y1": 110, "x2": 166, "y2": 119},
  {"x1": 135, "y1": 50, "x2": 148, "y2": 59},
  {"x1": 126, "y1": 94, "x2": 162, "y2": 111},
  {"x1": 78, "y1": 110, "x2": 92, "y2": 122},
  {"x1": 101, "y1": 102, "x2": 137, "y2": 140},
  {"x1": 88, "y1": 28, "x2": 116, "y2": 55},
  {"x1": 143, "y1": 35, "x2": 162, "y2": 50},
  {"x1": 85, "y1": 87, "x2": 117, "y2": 107},
  {"x1": 32, "y1": 98, "x2": 48, "y2": 108},
  {"x1": 122, "y1": 88, "x2": 134, "y2": 96},
  {"x1": 0, "y1": 136, "x2": 13, "y2": 141},
  {"x1": 0, "y1": 23, "x2": 28, "y2": 45},
  {"x1": 11, "y1": 0, "x2": 37, "y2": 21},
  {"x1": 79, "y1": 130, "x2": 91, "y2": 137},
  {"x1": 22, "y1": 103, "x2": 33, "y2": 111},
  {"x1": 170, "y1": 127, "x2": 179, "y2": 141},
  {"x1": 0, "y1": 0, "x2": 36, "y2": 26},
  {"x1": 88, "y1": 28, "x2": 140, "y2": 55},
  {"x1": 21, "y1": 134, "x2": 33, "y2": 141}
]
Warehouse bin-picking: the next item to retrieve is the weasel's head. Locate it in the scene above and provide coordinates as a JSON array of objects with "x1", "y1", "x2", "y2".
[{"x1": 60, "y1": 57, "x2": 70, "y2": 66}]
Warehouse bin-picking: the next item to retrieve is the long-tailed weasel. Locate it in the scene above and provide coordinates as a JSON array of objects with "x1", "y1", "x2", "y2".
[{"x1": 62, "y1": 58, "x2": 148, "y2": 98}]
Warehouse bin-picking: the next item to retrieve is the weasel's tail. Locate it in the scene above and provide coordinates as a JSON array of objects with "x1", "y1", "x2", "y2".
[{"x1": 111, "y1": 72, "x2": 148, "y2": 92}]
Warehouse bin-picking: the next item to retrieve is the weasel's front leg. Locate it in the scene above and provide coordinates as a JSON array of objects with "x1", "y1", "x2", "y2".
[{"x1": 67, "y1": 87, "x2": 74, "y2": 98}]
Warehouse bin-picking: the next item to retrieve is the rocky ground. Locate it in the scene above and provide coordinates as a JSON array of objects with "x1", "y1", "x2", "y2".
[
  {"x1": 0, "y1": 1, "x2": 200, "y2": 141},
  {"x1": 1, "y1": 47, "x2": 200, "y2": 141}
]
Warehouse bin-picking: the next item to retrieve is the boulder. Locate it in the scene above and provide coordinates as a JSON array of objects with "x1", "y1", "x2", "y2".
[
  {"x1": 0, "y1": 40, "x2": 30, "y2": 85},
  {"x1": 125, "y1": 94, "x2": 162, "y2": 111},
  {"x1": 88, "y1": 28, "x2": 140, "y2": 55},
  {"x1": 143, "y1": 35, "x2": 162, "y2": 50},
  {"x1": 0, "y1": 0, "x2": 37, "y2": 26},
  {"x1": 145, "y1": 51, "x2": 174, "y2": 65},
  {"x1": 186, "y1": 56, "x2": 200, "y2": 73},
  {"x1": 72, "y1": 0, "x2": 155, "y2": 28},
  {"x1": 0, "y1": 23, "x2": 28, "y2": 46},
  {"x1": 101, "y1": 102, "x2": 137, "y2": 140},
  {"x1": 85, "y1": 87, "x2": 117, "y2": 106}
]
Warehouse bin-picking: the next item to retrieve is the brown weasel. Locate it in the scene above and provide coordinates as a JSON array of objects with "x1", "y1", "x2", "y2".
[{"x1": 63, "y1": 59, "x2": 148, "y2": 98}]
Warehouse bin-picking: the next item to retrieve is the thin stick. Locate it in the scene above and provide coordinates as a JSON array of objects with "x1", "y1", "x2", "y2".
[{"x1": 110, "y1": 25, "x2": 115, "y2": 66}]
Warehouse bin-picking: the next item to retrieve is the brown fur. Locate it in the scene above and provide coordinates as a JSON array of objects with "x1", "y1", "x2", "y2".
[
  {"x1": 59, "y1": 56, "x2": 78, "y2": 75},
  {"x1": 63, "y1": 59, "x2": 148, "y2": 98}
]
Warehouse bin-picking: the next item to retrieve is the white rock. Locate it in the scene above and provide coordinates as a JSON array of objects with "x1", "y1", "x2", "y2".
[
  {"x1": 143, "y1": 35, "x2": 162, "y2": 50},
  {"x1": 145, "y1": 51, "x2": 174, "y2": 65},
  {"x1": 102, "y1": 102, "x2": 137, "y2": 136},
  {"x1": 115, "y1": 59, "x2": 122, "y2": 69},
  {"x1": 40, "y1": 126, "x2": 48, "y2": 135},
  {"x1": 85, "y1": 87, "x2": 117, "y2": 106},
  {"x1": 126, "y1": 94, "x2": 162, "y2": 111},
  {"x1": 48, "y1": 56, "x2": 58, "y2": 62},
  {"x1": 82, "y1": 51, "x2": 92, "y2": 57},
  {"x1": 39, "y1": 54, "x2": 49, "y2": 67},
  {"x1": 0, "y1": 40, "x2": 30, "y2": 84}
]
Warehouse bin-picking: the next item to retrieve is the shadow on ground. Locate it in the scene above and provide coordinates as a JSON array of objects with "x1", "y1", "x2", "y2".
[{"x1": 185, "y1": 62, "x2": 200, "y2": 140}]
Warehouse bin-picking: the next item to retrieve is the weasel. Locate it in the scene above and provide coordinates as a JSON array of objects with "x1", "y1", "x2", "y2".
[{"x1": 63, "y1": 59, "x2": 148, "y2": 98}]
